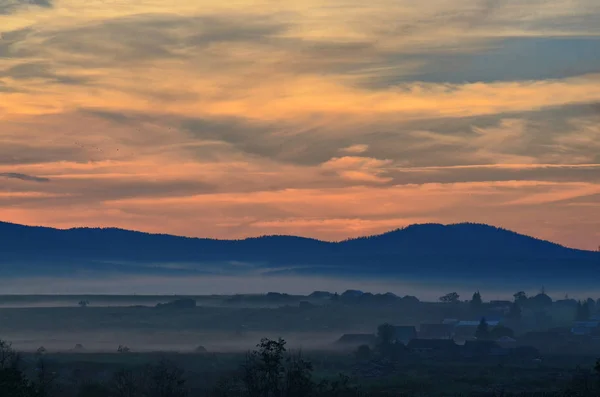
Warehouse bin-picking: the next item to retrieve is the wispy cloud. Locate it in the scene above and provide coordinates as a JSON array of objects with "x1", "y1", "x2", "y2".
[{"x1": 0, "y1": 172, "x2": 49, "y2": 182}]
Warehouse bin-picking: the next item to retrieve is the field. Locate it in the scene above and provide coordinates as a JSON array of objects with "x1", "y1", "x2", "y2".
[
  {"x1": 1, "y1": 294, "x2": 600, "y2": 396},
  {"x1": 0, "y1": 294, "x2": 445, "y2": 353}
]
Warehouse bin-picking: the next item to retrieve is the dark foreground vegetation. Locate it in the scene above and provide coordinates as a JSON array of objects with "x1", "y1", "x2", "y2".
[{"x1": 4, "y1": 336, "x2": 600, "y2": 397}]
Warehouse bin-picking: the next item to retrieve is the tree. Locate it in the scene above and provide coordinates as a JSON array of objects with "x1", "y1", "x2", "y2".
[
  {"x1": 283, "y1": 354, "x2": 313, "y2": 397},
  {"x1": 0, "y1": 367, "x2": 37, "y2": 397},
  {"x1": 0, "y1": 339, "x2": 37, "y2": 397},
  {"x1": 576, "y1": 301, "x2": 591, "y2": 321},
  {"x1": 470, "y1": 291, "x2": 482, "y2": 312},
  {"x1": 529, "y1": 293, "x2": 552, "y2": 308},
  {"x1": 240, "y1": 337, "x2": 345, "y2": 397},
  {"x1": 475, "y1": 317, "x2": 490, "y2": 340},
  {"x1": 439, "y1": 292, "x2": 460, "y2": 304},
  {"x1": 376, "y1": 323, "x2": 396, "y2": 348},
  {"x1": 243, "y1": 338, "x2": 287, "y2": 397},
  {"x1": 507, "y1": 302, "x2": 522, "y2": 321},
  {"x1": 354, "y1": 345, "x2": 371, "y2": 361},
  {"x1": 587, "y1": 298, "x2": 596, "y2": 313},
  {"x1": 489, "y1": 325, "x2": 515, "y2": 339},
  {"x1": 513, "y1": 291, "x2": 527, "y2": 304}
]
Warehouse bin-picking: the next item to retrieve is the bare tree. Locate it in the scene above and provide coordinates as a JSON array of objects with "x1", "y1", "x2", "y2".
[{"x1": 0, "y1": 339, "x2": 19, "y2": 370}]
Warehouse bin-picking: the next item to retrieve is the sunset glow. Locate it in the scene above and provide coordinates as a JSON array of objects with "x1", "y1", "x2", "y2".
[{"x1": 1, "y1": 0, "x2": 600, "y2": 249}]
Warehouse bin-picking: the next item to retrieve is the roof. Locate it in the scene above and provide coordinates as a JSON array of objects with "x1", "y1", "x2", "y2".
[
  {"x1": 496, "y1": 336, "x2": 517, "y2": 342},
  {"x1": 571, "y1": 327, "x2": 592, "y2": 336},
  {"x1": 519, "y1": 331, "x2": 566, "y2": 343},
  {"x1": 407, "y1": 339, "x2": 458, "y2": 350},
  {"x1": 393, "y1": 326, "x2": 417, "y2": 341},
  {"x1": 442, "y1": 319, "x2": 459, "y2": 325},
  {"x1": 456, "y1": 320, "x2": 500, "y2": 327},
  {"x1": 490, "y1": 300, "x2": 512, "y2": 305},
  {"x1": 419, "y1": 324, "x2": 454, "y2": 338},
  {"x1": 465, "y1": 340, "x2": 501, "y2": 349}
]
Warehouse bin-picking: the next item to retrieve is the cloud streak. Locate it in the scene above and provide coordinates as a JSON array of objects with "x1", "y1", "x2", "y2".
[
  {"x1": 0, "y1": 172, "x2": 50, "y2": 182},
  {"x1": 0, "y1": 0, "x2": 51, "y2": 15}
]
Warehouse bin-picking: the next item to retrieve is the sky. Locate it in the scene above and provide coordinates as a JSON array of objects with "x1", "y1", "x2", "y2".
[{"x1": 1, "y1": 0, "x2": 600, "y2": 250}]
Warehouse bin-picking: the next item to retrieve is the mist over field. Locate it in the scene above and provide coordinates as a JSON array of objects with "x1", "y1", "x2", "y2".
[{"x1": 1, "y1": 275, "x2": 599, "y2": 303}]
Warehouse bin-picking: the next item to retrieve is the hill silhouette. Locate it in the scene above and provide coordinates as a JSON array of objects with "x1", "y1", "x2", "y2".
[{"x1": 0, "y1": 221, "x2": 598, "y2": 281}]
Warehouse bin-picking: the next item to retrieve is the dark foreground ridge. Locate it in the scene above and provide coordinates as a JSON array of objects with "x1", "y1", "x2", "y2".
[{"x1": 0, "y1": 221, "x2": 599, "y2": 280}]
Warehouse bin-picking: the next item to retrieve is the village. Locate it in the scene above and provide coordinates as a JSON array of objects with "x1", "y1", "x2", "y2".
[{"x1": 333, "y1": 291, "x2": 600, "y2": 361}]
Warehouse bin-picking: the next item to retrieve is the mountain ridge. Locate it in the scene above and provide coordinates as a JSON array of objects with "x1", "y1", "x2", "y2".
[
  {"x1": 0, "y1": 220, "x2": 598, "y2": 281},
  {"x1": 0, "y1": 220, "x2": 588, "y2": 250}
]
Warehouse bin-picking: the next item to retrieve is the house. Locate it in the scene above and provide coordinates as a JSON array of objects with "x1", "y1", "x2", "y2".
[
  {"x1": 489, "y1": 300, "x2": 512, "y2": 308},
  {"x1": 407, "y1": 339, "x2": 459, "y2": 357},
  {"x1": 442, "y1": 318, "x2": 459, "y2": 325},
  {"x1": 335, "y1": 334, "x2": 377, "y2": 347},
  {"x1": 155, "y1": 298, "x2": 196, "y2": 309},
  {"x1": 512, "y1": 345, "x2": 541, "y2": 359},
  {"x1": 393, "y1": 326, "x2": 418, "y2": 344},
  {"x1": 496, "y1": 336, "x2": 517, "y2": 348},
  {"x1": 419, "y1": 324, "x2": 454, "y2": 339},
  {"x1": 555, "y1": 299, "x2": 578, "y2": 308},
  {"x1": 518, "y1": 331, "x2": 569, "y2": 353},
  {"x1": 462, "y1": 340, "x2": 508, "y2": 358},
  {"x1": 489, "y1": 301, "x2": 512, "y2": 314},
  {"x1": 298, "y1": 301, "x2": 315, "y2": 309},
  {"x1": 453, "y1": 320, "x2": 499, "y2": 340},
  {"x1": 570, "y1": 321, "x2": 600, "y2": 336},
  {"x1": 548, "y1": 327, "x2": 571, "y2": 336}
]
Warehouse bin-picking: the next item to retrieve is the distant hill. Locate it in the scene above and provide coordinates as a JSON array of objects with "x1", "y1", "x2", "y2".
[{"x1": 0, "y1": 221, "x2": 598, "y2": 281}]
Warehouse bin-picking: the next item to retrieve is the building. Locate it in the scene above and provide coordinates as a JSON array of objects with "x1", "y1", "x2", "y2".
[
  {"x1": 335, "y1": 334, "x2": 377, "y2": 347},
  {"x1": 419, "y1": 323, "x2": 454, "y2": 339},
  {"x1": 496, "y1": 336, "x2": 517, "y2": 348},
  {"x1": 442, "y1": 318, "x2": 459, "y2": 325},
  {"x1": 462, "y1": 340, "x2": 508, "y2": 358},
  {"x1": 453, "y1": 320, "x2": 499, "y2": 340},
  {"x1": 518, "y1": 331, "x2": 569, "y2": 353},
  {"x1": 489, "y1": 301, "x2": 512, "y2": 314},
  {"x1": 571, "y1": 321, "x2": 600, "y2": 336},
  {"x1": 407, "y1": 339, "x2": 460, "y2": 357},
  {"x1": 393, "y1": 326, "x2": 418, "y2": 344}
]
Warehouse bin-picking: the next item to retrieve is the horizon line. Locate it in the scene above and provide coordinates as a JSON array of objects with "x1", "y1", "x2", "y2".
[{"x1": 2, "y1": 219, "x2": 594, "y2": 252}]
